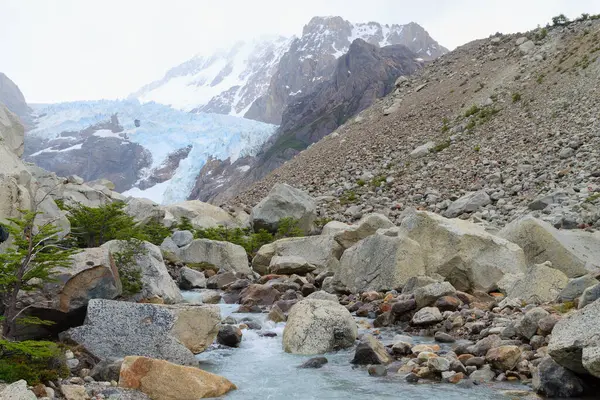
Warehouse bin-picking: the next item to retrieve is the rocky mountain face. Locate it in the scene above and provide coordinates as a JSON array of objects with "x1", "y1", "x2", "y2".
[
  {"x1": 0, "y1": 72, "x2": 32, "y2": 127},
  {"x1": 246, "y1": 17, "x2": 445, "y2": 125},
  {"x1": 131, "y1": 16, "x2": 446, "y2": 125},
  {"x1": 235, "y1": 18, "x2": 600, "y2": 232},
  {"x1": 189, "y1": 39, "x2": 423, "y2": 204}
]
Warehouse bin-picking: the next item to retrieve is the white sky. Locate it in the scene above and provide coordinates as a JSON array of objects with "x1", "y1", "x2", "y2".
[{"x1": 1, "y1": 0, "x2": 599, "y2": 103}]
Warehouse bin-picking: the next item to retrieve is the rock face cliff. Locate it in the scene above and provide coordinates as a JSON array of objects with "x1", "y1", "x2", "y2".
[
  {"x1": 245, "y1": 17, "x2": 445, "y2": 124},
  {"x1": 0, "y1": 72, "x2": 32, "y2": 127},
  {"x1": 189, "y1": 39, "x2": 422, "y2": 204}
]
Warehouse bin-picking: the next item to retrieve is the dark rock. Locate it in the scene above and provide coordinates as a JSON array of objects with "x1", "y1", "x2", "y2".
[
  {"x1": 532, "y1": 356, "x2": 584, "y2": 398},
  {"x1": 90, "y1": 359, "x2": 123, "y2": 382},
  {"x1": 434, "y1": 331, "x2": 455, "y2": 343},
  {"x1": 405, "y1": 372, "x2": 419, "y2": 383},
  {"x1": 301, "y1": 283, "x2": 317, "y2": 297},
  {"x1": 217, "y1": 325, "x2": 243, "y2": 347},
  {"x1": 368, "y1": 364, "x2": 388, "y2": 376},
  {"x1": 240, "y1": 284, "x2": 281, "y2": 306},
  {"x1": 298, "y1": 356, "x2": 328, "y2": 369},
  {"x1": 207, "y1": 271, "x2": 237, "y2": 289},
  {"x1": 435, "y1": 296, "x2": 462, "y2": 312},
  {"x1": 351, "y1": 335, "x2": 392, "y2": 365},
  {"x1": 373, "y1": 311, "x2": 394, "y2": 328},
  {"x1": 391, "y1": 299, "x2": 417, "y2": 317}
]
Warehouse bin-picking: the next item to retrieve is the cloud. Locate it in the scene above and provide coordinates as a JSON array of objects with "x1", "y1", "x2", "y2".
[{"x1": 1, "y1": 0, "x2": 598, "y2": 102}]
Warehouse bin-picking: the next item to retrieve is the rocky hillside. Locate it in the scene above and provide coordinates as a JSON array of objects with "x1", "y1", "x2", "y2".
[
  {"x1": 0, "y1": 72, "x2": 32, "y2": 126},
  {"x1": 236, "y1": 18, "x2": 600, "y2": 231},
  {"x1": 131, "y1": 16, "x2": 446, "y2": 124},
  {"x1": 191, "y1": 39, "x2": 423, "y2": 203}
]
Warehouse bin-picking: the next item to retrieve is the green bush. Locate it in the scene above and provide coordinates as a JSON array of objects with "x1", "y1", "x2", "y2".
[
  {"x1": 431, "y1": 139, "x2": 451, "y2": 153},
  {"x1": 464, "y1": 105, "x2": 480, "y2": 118},
  {"x1": 0, "y1": 340, "x2": 68, "y2": 384},
  {"x1": 370, "y1": 175, "x2": 387, "y2": 188},
  {"x1": 112, "y1": 239, "x2": 146, "y2": 296},
  {"x1": 141, "y1": 219, "x2": 173, "y2": 245},
  {"x1": 535, "y1": 28, "x2": 548, "y2": 41},
  {"x1": 176, "y1": 216, "x2": 194, "y2": 232},
  {"x1": 552, "y1": 14, "x2": 569, "y2": 26},
  {"x1": 512, "y1": 92, "x2": 522, "y2": 103}
]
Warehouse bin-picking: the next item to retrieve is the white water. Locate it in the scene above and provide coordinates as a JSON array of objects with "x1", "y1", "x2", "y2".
[{"x1": 182, "y1": 292, "x2": 525, "y2": 400}]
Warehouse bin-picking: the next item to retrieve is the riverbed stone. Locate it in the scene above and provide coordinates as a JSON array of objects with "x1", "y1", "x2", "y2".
[
  {"x1": 486, "y1": 345, "x2": 521, "y2": 371},
  {"x1": 283, "y1": 298, "x2": 357, "y2": 355},
  {"x1": 119, "y1": 356, "x2": 236, "y2": 400},
  {"x1": 515, "y1": 307, "x2": 549, "y2": 340},
  {"x1": 217, "y1": 325, "x2": 242, "y2": 348},
  {"x1": 179, "y1": 267, "x2": 207, "y2": 290},
  {"x1": 504, "y1": 262, "x2": 569, "y2": 303},
  {"x1": 333, "y1": 213, "x2": 395, "y2": 249},
  {"x1": 532, "y1": 356, "x2": 584, "y2": 398},
  {"x1": 269, "y1": 255, "x2": 316, "y2": 275},
  {"x1": 414, "y1": 281, "x2": 457, "y2": 309},
  {"x1": 411, "y1": 307, "x2": 443, "y2": 325},
  {"x1": 351, "y1": 334, "x2": 393, "y2": 365},
  {"x1": 298, "y1": 357, "x2": 328, "y2": 369},
  {"x1": 176, "y1": 239, "x2": 251, "y2": 275}
]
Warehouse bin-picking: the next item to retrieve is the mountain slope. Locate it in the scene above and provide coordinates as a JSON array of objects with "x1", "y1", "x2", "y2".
[
  {"x1": 189, "y1": 39, "x2": 423, "y2": 204},
  {"x1": 0, "y1": 72, "x2": 32, "y2": 126},
  {"x1": 235, "y1": 20, "x2": 600, "y2": 230},
  {"x1": 25, "y1": 100, "x2": 276, "y2": 204},
  {"x1": 130, "y1": 16, "x2": 446, "y2": 124}
]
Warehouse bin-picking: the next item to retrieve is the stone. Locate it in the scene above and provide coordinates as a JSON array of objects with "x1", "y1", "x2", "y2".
[
  {"x1": 579, "y1": 283, "x2": 600, "y2": 309},
  {"x1": 549, "y1": 298, "x2": 600, "y2": 375},
  {"x1": 486, "y1": 346, "x2": 521, "y2": 371},
  {"x1": 582, "y1": 346, "x2": 600, "y2": 378},
  {"x1": 351, "y1": 334, "x2": 393, "y2": 365},
  {"x1": 124, "y1": 197, "x2": 165, "y2": 226},
  {"x1": 250, "y1": 183, "x2": 317, "y2": 234},
  {"x1": 558, "y1": 275, "x2": 599, "y2": 302},
  {"x1": 428, "y1": 357, "x2": 451, "y2": 373},
  {"x1": 176, "y1": 239, "x2": 251, "y2": 275},
  {"x1": 61, "y1": 385, "x2": 88, "y2": 400},
  {"x1": 414, "y1": 281, "x2": 457, "y2": 309},
  {"x1": 269, "y1": 255, "x2": 316, "y2": 275},
  {"x1": 171, "y1": 230, "x2": 194, "y2": 247},
  {"x1": 283, "y1": 298, "x2": 357, "y2": 355},
  {"x1": 444, "y1": 191, "x2": 491, "y2": 218},
  {"x1": 537, "y1": 314, "x2": 560, "y2": 335},
  {"x1": 470, "y1": 335, "x2": 501, "y2": 357},
  {"x1": 0, "y1": 380, "x2": 36, "y2": 400},
  {"x1": 298, "y1": 357, "x2": 328, "y2": 369},
  {"x1": 321, "y1": 221, "x2": 351, "y2": 236},
  {"x1": 368, "y1": 364, "x2": 388, "y2": 376},
  {"x1": 217, "y1": 325, "x2": 242, "y2": 347},
  {"x1": 434, "y1": 331, "x2": 455, "y2": 343},
  {"x1": 333, "y1": 213, "x2": 395, "y2": 250},
  {"x1": 179, "y1": 267, "x2": 207, "y2": 290},
  {"x1": 335, "y1": 232, "x2": 426, "y2": 293},
  {"x1": 268, "y1": 304, "x2": 287, "y2": 323},
  {"x1": 240, "y1": 284, "x2": 281, "y2": 306},
  {"x1": 252, "y1": 235, "x2": 343, "y2": 276},
  {"x1": 532, "y1": 356, "x2": 584, "y2": 398},
  {"x1": 516, "y1": 307, "x2": 549, "y2": 340},
  {"x1": 62, "y1": 299, "x2": 220, "y2": 365},
  {"x1": 519, "y1": 40, "x2": 535, "y2": 54},
  {"x1": 90, "y1": 359, "x2": 123, "y2": 382},
  {"x1": 102, "y1": 240, "x2": 182, "y2": 304},
  {"x1": 410, "y1": 141, "x2": 435, "y2": 158},
  {"x1": 306, "y1": 290, "x2": 338, "y2": 302},
  {"x1": 400, "y1": 210, "x2": 527, "y2": 292},
  {"x1": 504, "y1": 262, "x2": 569, "y2": 303},
  {"x1": 391, "y1": 299, "x2": 417, "y2": 317},
  {"x1": 411, "y1": 307, "x2": 443, "y2": 325},
  {"x1": 163, "y1": 200, "x2": 241, "y2": 229},
  {"x1": 469, "y1": 365, "x2": 495, "y2": 382},
  {"x1": 401, "y1": 275, "x2": 439, "y2": 294},
  {"x1": 392, "y1": 341, "x2": 412, "y2": 355},
  {"x1": 119, "y1": 356, "x2": 236, "y2": 399},
  {"x1": 499, "y1": 216, "x2": 600, "y2": 278},
  {"x1": 435, "y1": 296, "x2": 462, "y2": 311},
  {"x1": 206, "y1": 271, "x2": 237, "y2": 289}
]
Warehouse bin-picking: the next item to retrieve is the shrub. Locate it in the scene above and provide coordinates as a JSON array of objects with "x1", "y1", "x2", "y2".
[
  {"x1": 177, "y1": 217, "x2": 194, "y2": 232},
  {"x1": 535, "y1": 28, "x2": 548, "y2": 41},
  {"x1": 552, "y1": 14, "x2": 569, "y2": 26},
  {"x1": 275, "y1": 217, "x2": 304, "y2": 239},
  {"x1": 0, "y1": 340, "x2": 69, "y2": 384},
  {"x1": 431, "y1": 139, "x2": 451, "y2": 153},
  {"x1": 474, "y1": 144, "x2": 481, "y2": 152},
  {"x1": 356, "y1": 179, "x2": 366, "y2": 186},
  {"x1": 464, "y1": 105, "x2": 480, "y2": 118},
  {"x1": 370, "y1": 175, "x2": 387, "y2": 188},
  {"x1": 512, "y1": 92, "x2": 522, "y2": 103},
  {"x1": 314, "y1": 217, "x2": 333, "y2": 228},
  {"x1": 66, "y1": 202, "x2": 140, "y2": 248},
  {"x1": 112, "y1": 239, "x2": 146, "y2": 296},
  {"x1": 140, "y1": 219, "x2": 172, "y2": 246},
  {"x1": 340, "y1": 190, "x2": 357, "y2": 205}
]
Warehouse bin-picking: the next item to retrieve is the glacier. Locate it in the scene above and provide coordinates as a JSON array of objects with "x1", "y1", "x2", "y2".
[{"x1": 28, "y1": 99, "x2": 277, "y2": 204}]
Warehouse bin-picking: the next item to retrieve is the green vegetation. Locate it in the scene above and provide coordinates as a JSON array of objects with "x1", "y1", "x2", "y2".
[
  {"x1": 512, "y1": 92, "x2": 522, "y2": 103},
  {"x1": 66, "y1": 202, "x2": 171, "y2": 248},
  {"x1": 431, "y1": 139, "x2": 451, "y2": 153},
  {"x1": 370, "y1": 175, "x2": 387, "y2": 188},
  {"x1": 0, "y1": 209, "x2": 77, "y2": 338},
  {"x1": 536, "y1": 74, "x2": 545, "y2": 84},
  {"x1": 356, "y1": 179, "x2": 366, "y2": 186},
  {"x1": 340, "y1": 190, "x2": 358, "y2": 205},
  {"x1": 552, "y1": 14, "x2": 569, "y2": 26},
  {"x1": 314, "y1": 217, "x2": 333, "y2": 229},
  {"x1": 553, "y1": 301, "x2": 576, "y2": 314},
  {"x1": 0, "y1": 340, "x2": 68, "y2": 384},
  {"x1": 535, "y1": 28, "x2": 548, "y2": 41},
  {"x1": 441, "y1": 117, "x2": 450, "y2": 133},
  {"x1": 112, "y1": 239, "x2": 146, "y2": 296},
  {"x1": 464, "y1": 105, "x2": 480, "y2": 118},
  {"x1": 585, "y1": 193, "x2": 600, "y2": 203},
  {"x1": 474, "y1": 144, "x2": 481, "y2": 152}
]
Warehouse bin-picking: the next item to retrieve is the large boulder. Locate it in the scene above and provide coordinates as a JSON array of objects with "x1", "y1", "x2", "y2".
[
  {"x1": 0, "y1": 380, "x2": 36, "y2": 400},
  {"x1": 333, "y1": 213, "x2": 395, "y2": 249},
  {"x1": 102, "y1": 240, "x2": 182, "y2": 304},
  {"x1": 0, "y1": 105, "x2": 25, "y2": 156},
  {"x1": 558, "y1": 275, "x2": 599, "y2": 302},
  {"x1": 444, "y1": 190, "x2": 491, "y2": 218},
  {"x1": 335, "y1": 232, "x2": 426, "y2": 293},
  {"x1": 269, "y1": 255, "x2": 315, "y2": 275},
  {"x1": 62, "y1": 299, "x2": 220, "y2": 365},
  {"x1": 59, "y1": 183, "x2": 111, "y2": 208},
  {"x1": 119, "y1": 356, "x2": 236, "y2": 399},
  {"x1": 414, "y1": 282, "x2": 456, "y2": 309},
  {"x1": 532, "y1": 356, "x2": 584, "y2": 398},
  {"x1": 400, "y1": 210, "x2": 527, "y2": 292},
  {"x1": 175, "y1": 239, "x2": 251, "y2": 275},
  {"x1": 124, "y1": 197, "x2": 165, "y2": 225},
  {"x1": 499, "y1": 216, "x2": 600, "y2": 278},
  {"x1": 503, "y1": 262, "x2": 569, "y2": 303},
  {"x1": 351, "y1": 334, "x2": 393, "y2": 365},
  {"x1": 163, "y1": 200, "x2": 241, "y2": 229},
  {"x1": 548, "y1": 299, "x2": 600, "y2": 376},
  {"x1": 250, "y1": 183, "x2": 316, "y2": 234},
  {"x1": 179, "y1": 267, "x2": 207, "y2": 290},
  {"x1": 252, "y1": 235, "x2": 342, "y2": 275},
  {"x1": 283, "y1": 298, "x2": 357, "y2": 355}
]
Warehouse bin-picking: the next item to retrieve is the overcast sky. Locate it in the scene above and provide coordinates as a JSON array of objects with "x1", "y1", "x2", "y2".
[{"x1": 2, "y1": 0, "x2": 599, "y2": 103}]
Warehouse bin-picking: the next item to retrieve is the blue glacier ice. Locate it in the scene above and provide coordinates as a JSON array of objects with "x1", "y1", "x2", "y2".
[{"x1": 29, "y1": 99, "x2": 277, "y2": 204}]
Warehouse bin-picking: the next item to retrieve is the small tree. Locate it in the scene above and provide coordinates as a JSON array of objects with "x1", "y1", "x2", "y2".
[
  {"x1": 0, "y1": 210, "x2": 76, "y2": 339},
  {"x1": 552, "y1": 14, "x2": 569, "y2": 26}
]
